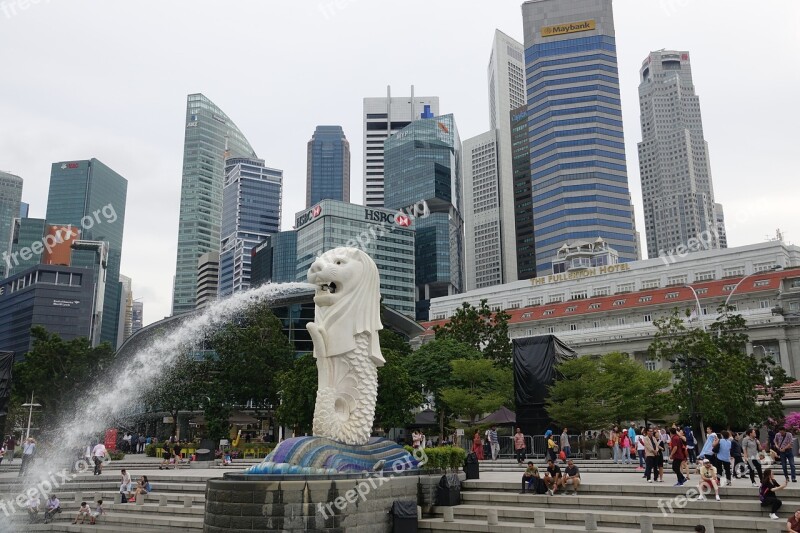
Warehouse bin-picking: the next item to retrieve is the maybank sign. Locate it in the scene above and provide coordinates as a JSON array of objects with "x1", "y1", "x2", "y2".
[
  {"x1": 531, "y1": 263, "x2": 631, "y2": 286},
  {"x1": 540, "y1": 19, "x2": 595, "y2": 37}
]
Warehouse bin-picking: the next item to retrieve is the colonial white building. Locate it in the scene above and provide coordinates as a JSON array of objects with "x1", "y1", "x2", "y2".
[{"x1": 424, "y1": 240, "x2": 800, "y2": 375}]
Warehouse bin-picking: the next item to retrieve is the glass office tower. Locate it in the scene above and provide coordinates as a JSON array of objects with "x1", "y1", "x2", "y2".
[
  {"x1": 384, "y1": 114, "x2": 464, "y2": 320},
  {"x1": 218, "y1": 157, "x2": 282, "y2": 298},
  {"x1": 46, "y1": 158, "x2": 127, "y2": 346},
  {"x1": 0, "y1": 171, "x2": 22, "y2": 276},
  {"x1": 172, "y1": 94, "x2": 257, "y2": 314},
  {"x1": 522, "y1": 0, "x2": 638, "y2": 274},
  {"x1": 306, "y1": 126, "x2": 350, "y2": 207},
  {"x1": 250, "y1": 231, "x2": 298, "y2": 287}
]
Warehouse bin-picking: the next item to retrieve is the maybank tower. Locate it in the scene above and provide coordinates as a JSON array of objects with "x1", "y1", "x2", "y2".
[{"x1": 522, "y1": 0, "x2": 639, "y2": 275}]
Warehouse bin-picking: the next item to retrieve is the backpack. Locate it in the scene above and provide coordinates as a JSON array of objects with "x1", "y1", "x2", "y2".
[{"x1": 759, "y1": 483, "x2": 770, "y2": 503}]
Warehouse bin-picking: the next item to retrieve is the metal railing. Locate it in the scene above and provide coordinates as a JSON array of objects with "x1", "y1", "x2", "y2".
[{"x1": 456, "y1": 434, "x2": 584, "y2": 459}]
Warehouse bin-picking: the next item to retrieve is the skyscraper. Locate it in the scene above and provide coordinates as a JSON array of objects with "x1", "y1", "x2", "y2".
[
  {"x1": 218, "y1": 157, "x2": 282, "y2": 298},
  {"x1": 384, "y1": 114, "x2": 464, "y2": 320},
  {"x1": 363, "y1": 86, "x2": 439, "y2": 207},
  {"x1": 172, "y1": 94, "x2": 257, "y2": 314},
  {"x1": 463, "y1": 130, "x2": 503, "y2": 291},
  {"x1": 0, "y1": 171, "x2": 23, "y2": 277},
  {"x1": 522, "y1": 0, "x2": 639, "y2": 274},
  {"x1": 117, "y1": 274, "x2": 133, "y2": 346},
  {"x1": 196, "y1": 251, "x2": 220, "y2": 310},
  {"x1": 488, "y1": 29, "x2": 526, "y2": 283},
  {"x1": 511, "y1": 104, "x2": 537, "y2": 280},
  {"x1": 46, "y1": 158, "x2": 127, "y2": 346},
  {"x1": 131, "y1": 300, "x2": 144, "y2": 334},
  {"x1": 638, "y1": 49, "x2": 725, "y2": 258},
  {"x1": 306, "y1": 126, "x2": 350, "y2": 207}
]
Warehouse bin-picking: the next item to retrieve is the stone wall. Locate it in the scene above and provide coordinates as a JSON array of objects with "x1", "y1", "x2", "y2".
[{"x1": 205, "y1": 472, "x2": 457, "y2": 533}]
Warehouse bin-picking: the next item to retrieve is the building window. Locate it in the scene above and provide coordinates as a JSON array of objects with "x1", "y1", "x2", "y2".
[
  {"x1": 723, "y1": 284, "x2": 737, "y2": 292},
  {"x1": 642, "y1": 279, "x2": 660, "y2": 289},
  {"x1": 617, "y1": 283, "x2": 634, "y2": 294},
  {"x1": 665, "y1": 292, "x2": 679, "y2": 299},
  {"x1": 760, "y1": 300, "x2": 771, "y2": 309},
  {"x1": 723, "y1": 267, "x2": 745, "y2": 278},
  {"x1": 790, "y1": 279, "x2": 800, "y2": 289},
  {"x1": 613, "y1": 299, "x2": 626, "y2": 306},
  {"x1": 696, "y1": 288, "x2": 708, "y2": 295},
  {"x1": 593, "y1": 321, "x2": 600, "y2": 328},
  {"x1": 790, "y1": 302, "x2": 800, "y2": 312},
  {"x1": 754, "y1": 262, "x2": 777, "y2": 273},
  {"x1": 521, "y1": 312, "x2": 532, "y2": 319},
  {"x1": 753, "y1": 280, "x2": 770, "y2": 287},
  {"x1": 589, "y1": 303, "x2": 601, "y2": 310},
  {"x1": 618, "y1": 317, "x2": 626, "y2": 325},
  {"x1": 645, "y1": 360, "x2": 657, "y2": 371},
  {"x1": 594, "y1": 287, "x2": 611, "y2": 297},
  {"x1": 543, "y1": 309, "x2": 555, "y2": 316},
  {"x1": 549, "y1": 294, "x2": 564, "y2": 303},
  {"x1": 570, "y1": 290, "x2": 588, "y2": 300},
  {"x1": 491, "y1": 305, "x2": 501, "y2": 312},
  {"x1": 667, "y1": 275, "x2": 688, "y2": 286},
  {"x1": 528, "y1": 297, "x2": 543, "y2": 306},
  {"x1": 547, "y1": 326, "x2": 554, "y2": 333},
  {"x1": 644, "y1": 314, "x2": 652, "y2": 322},
  {"x1": 566, "y1": 306, "x2": 577, "y2": 312},
  {"x1": 508, "y1": 301, "x2": 521, "y2": 309},
  {"x1": 639, "y1": 296, "x2": 653, "y2": 303},
  {"x1": 570, "y1": 324, "x2": 577, "y2": 331},
  {"x1": 695, "y1": 271, "x2": 715, "y2": 281}
]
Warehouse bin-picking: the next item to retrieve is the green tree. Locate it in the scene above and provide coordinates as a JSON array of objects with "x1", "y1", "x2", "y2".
[
  {"x1": 598, "y1": 352, "x2": 672, "y2": 425},
  {"x1": 275, "y1": 353, "x2": 318, "y2": 435},
  {"x1": 375, "y1": 350, "x2": 422, "y2": 430},
  {"x1": 433, "y1": 299, "x2": 512, "y2": 366},
  {"x1": 545, "y1": 356, "x2": 612, "y2": 453},
  {"x1": 210, "y1": 304, "x2": 295, "y2": 409},
  {"x1": 440, "y1": 359, "x2": 511, "y2": 423},
  {"x1": 379, "y1": 329, "x2": 411, "y2": 356},
  {"x1": 12, "y1": 327, "x2": 115, "y2": 426},
  {"x1": 145, "y1": 352, "x2": 208, "y2": 438},
  {"x1": 649, "y1": 307, "x2": 791, "y2": 431}
]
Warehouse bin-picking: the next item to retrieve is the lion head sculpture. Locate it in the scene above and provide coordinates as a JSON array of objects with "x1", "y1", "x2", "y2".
[{"x1": 307, "y1": 247, "x2": 384, "y2": 364}]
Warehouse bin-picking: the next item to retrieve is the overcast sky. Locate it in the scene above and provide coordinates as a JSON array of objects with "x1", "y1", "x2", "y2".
[{"x1": 1, "y1": 0, "x2": 798, "y2": 326}]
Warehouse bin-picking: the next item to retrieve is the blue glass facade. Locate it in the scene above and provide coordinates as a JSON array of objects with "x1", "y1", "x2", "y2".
[
  {"x1": 250, "y1": 231, "x2": 298, "y2": 287},
  {"x1": 523, "y1": 0, "x2": 638, "y2": 275},
  {"x1": 0, "y1": 172, "x2": 22, "y2": 277},
  {"x1": 46, "y1": 159, "x2": 127, "y2": 347},
  {"x1": 383, "y1": 114, "x2": 464, "y2": 320},
  {"x1": 218, "y1": 157, "x2": 282, "y2": 298},
  {"x1": 306, "y1": 125, "x2": 350, "y2": 207}
]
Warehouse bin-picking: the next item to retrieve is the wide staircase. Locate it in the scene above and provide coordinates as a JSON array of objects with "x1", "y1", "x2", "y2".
[
  {"x1": 420, "y1": 469, "x2": 796, "y2": 533},
  {"x1": 477, "y1": 458, "x2": 648, "y2": 474}
]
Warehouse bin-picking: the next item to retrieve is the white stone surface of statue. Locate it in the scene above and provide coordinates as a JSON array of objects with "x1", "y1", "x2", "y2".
[{"x1": 306, "y1": 247, "x2": 384, "y2": 446}]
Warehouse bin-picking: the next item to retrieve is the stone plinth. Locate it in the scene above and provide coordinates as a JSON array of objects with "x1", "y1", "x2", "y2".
[{"x1": 204, "y1": 472, "x2": 452, "y2": 533}]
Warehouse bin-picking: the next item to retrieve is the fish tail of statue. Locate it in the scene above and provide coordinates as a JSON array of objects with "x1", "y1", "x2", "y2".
[{"x1": 313, "y1": 333, "x2": 376, "y2": 445}]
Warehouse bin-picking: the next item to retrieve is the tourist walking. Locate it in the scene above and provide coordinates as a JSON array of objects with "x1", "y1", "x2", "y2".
[
  {"x1": 774, "y1": 427, "x2": 797, "y2": 483},
  {"x1": 91, "y1": 441, "x2": 107, "y2": 475},
  {"x1": 560, "y1": 428, "x2": 570, "y2": 459},
  {"x1": 684, "y1": 425, "x2": 697, "y2": 464},
  {"x1": 546, "y1": 431, "x2": 558, "y2": 462},
  {"x1": 697, "y1": 459, "x2": 721, "y2": 501},
  {"x1": 730, "y1": 432, "x2": 744, "y2": 478},
  {"x1": 137, "y1": 434, "x2": 146, "y2": 453},
  {"x1": 610, "y1": 426, "x2": 620, "y2": 464},
  {"x1": 487, "y1": 426, "x2": 499, "y2": 460},
  {"x1": 669, "y1": 427, "x2": 687, "y2": 486},
  {"x1": 18, "y1": 437, "x2": 36, "y2": 478},
  {"x1": 5, "y1": 435, "x2": 15, "y2": 464},
  {"x1": 472, "y1": 431, "x2": 484, "y2": 460},
  {"x1": 699, "y1": 427, "x2": 718, "y2": 470},
  {"x1": 514, "y1": 428, "x2": 526, "y2": 464},
  {"x1": 743, "y1": 428, "x2": 764, "y2": 486},
  {"x1": 643, "y1": 427, "x2": 660, "y2": 483},
  {"x1": 717, "y1": 431, "x2": 733, "y2": 485},
  {"x1": 636, "y1": 427, "x2": 646, "y2": 471},
  {"x1": 620, "y1": 431, "x2": 632, "y2": 464},
  {"x1": 760, "y1": 468, "x2": 788, "y2": 520}
]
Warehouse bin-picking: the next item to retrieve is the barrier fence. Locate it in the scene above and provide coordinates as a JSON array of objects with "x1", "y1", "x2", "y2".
[{"x1": 455, "y1": 434, "x2": 586, "y2": 459}]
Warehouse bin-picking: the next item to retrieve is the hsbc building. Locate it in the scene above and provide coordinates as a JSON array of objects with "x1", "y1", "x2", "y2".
[{"x1": 294, "y1": 199, "x2": 416, "y2": 318}]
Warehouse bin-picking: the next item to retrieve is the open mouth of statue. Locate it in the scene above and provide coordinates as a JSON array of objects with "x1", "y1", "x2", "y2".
[{"x1": 320, "y1": 282, "x2": 337, "y2": 294}]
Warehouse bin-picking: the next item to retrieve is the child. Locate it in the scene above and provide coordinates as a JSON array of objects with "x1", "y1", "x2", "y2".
[
  {"x1": 89, "y1": 500, "x2": 105, "y2": 525},
  {"x1": 73, "y1": 501, "x2": 91, "y2": 524}
]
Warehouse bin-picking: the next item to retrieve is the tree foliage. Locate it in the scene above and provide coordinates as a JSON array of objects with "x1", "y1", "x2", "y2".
[
  {"x1": 275, "y1": 353, "x2": 318, "y2": 435},
  {"x1": 433, "y1": 299, "x2": 512, "y2": 367},
  {"x1": 649, "y1": 307, "x2": 792, "y2": 430},
  {"x1": 12, "y1": 326, "x2": 115, "y2": 426},
  {"x1": 440, "y1": 359, "x2": 512, "y2": 423},
  {"x1": 145, "y1": 351, "x2": 209, "y2": 438},
  {"x1": 375, "y1": 350, "x2": 421, "y2": 430}
]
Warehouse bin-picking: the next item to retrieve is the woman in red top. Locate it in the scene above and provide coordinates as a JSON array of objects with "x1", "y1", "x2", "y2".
[
  {"x1": 669, "y1": 427, "x2": 687, "y2": 486},
  {"x1": 472, "y1": 431, "x2": 484, "y2": 460}
]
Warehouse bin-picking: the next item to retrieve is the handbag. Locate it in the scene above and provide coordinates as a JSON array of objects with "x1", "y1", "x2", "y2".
[{"x1": 607, "y1": 440, "x2": 613, "y2": 448}]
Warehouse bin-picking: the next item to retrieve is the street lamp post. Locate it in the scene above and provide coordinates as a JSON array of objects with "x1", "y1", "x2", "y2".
[
  {"x1": 724, "y1": 266, "x2": 783, "y2": 309},
  {"x1": 21, "y1": 391, "x2": 41, "y2": 440},
  {"x1": 683, "y1": 285, "x2": 706, "y2": 331}
]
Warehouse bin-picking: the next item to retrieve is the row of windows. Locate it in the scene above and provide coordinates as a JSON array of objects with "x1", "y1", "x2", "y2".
[
  {"x1": 529, "y1": 115, "x2": 624, "y2": 139},
  {"x1": 528, "y1": 105, "x2": 622, "y2": 130},
  {"x1": 532, "y1": 159, "x2": 627, "y2": 180},
  {"x1": 527, "y1": 83, "x2": 621, "y2": 107},
  {"x1": 528, "y1": 94, "x2": 621, "y2": 118},
  {"x1": 535, "y1": 170, "x2": 631, "y2": 192},
  {"x1": 535, "y1": 229, "x2": 636, "y2": 249},
  {"x1": 535, "y1": 217, "x2": 634, "y2": 238},
  {"x1": 533, "y1": 182, "x2": 633, "y2": 203},
  {"x1": 526, "y1": 52, "x2": 618, "y2": 76},
  {"x1": 529, "y1": 126, "x2": 625, "y2": 148},
  {"x1": 532, "y1": 148, "x2": 626, "y2": 170},
  {"x1": 535, "y1": 205, "x2": 634, "y2": 225},
  {"x1": 525, "y1": 35, "x2": 616, "y2": 63},
  {"x1": 527, "y1": 73, "x2": 621, "y2": 97},
  {"x1": 526, "y1": 62, "x2": 619, "y2": 85}
]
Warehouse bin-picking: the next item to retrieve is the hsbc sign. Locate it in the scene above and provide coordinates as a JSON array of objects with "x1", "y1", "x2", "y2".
[
  {"x1": 364, "y1": 209, "x2": 412, "y2": 227},
  {"x1": 295, "y1": 205, "x2": 323, "y2": 228}
]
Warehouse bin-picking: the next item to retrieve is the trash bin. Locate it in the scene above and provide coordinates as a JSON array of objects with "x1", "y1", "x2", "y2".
[
  {"x1": 195, "y1": 448, "x2": 212, "y2": 461},
  {"x1": 389, "y1": 500, "x2": 418, "y2": 533},
  {"x1": 436, "y1": 474, "x2": 461, "y2": 506},
  {"x1": 464, "y1": 452, "x2": 480, "y2": 480}
]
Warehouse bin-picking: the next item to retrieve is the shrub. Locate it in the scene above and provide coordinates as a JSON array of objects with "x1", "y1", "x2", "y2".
[
  {"x1": 145, "y1": 444, "x2": 157, "y2": 457},
  {"x1": 109, "y1": 450, "x2": 125, "y2": 461}
]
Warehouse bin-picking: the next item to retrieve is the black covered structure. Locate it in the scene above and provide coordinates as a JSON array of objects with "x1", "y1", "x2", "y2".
[
  {"x1": 0, "y1": 351, "x2": 11, "y2": 435},
  {"x1": 513, "y1": 335, "x2": 577, "y2": 437}
]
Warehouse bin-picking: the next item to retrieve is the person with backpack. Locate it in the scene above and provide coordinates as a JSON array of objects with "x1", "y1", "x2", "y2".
[
  {"x1": 760, "y1": 468, "x2": 788, "y2": 520},
  {"x1": 669, "y1": 427, "x2": 688, "y2": 486},
  {"x1": 635, "y1": 427, "x2": 646, "y2": 471},
  {"x1": 684, "y1": 425, "x2": 697, "y2": 464},
  {"x1": 716, "y1": 431, "x2": 733, "y2": 486},
  {"x1": 519, "y1": 461, "x2": 546, "y2": 494},
  {"x1": 730, "y1": 432, "x2": 744, "y2": 478}
]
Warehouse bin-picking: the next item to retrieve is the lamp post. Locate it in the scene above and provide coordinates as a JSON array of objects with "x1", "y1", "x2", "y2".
[
  {"x1": 21, "y1": 391, "x2": 41, "y2": 440},
  {"x1": 683, "y1": 285, "x2": 706, "y2": 331},
  {"x1": 724, "y1": 265, "x2": 783, "y2": 308}
]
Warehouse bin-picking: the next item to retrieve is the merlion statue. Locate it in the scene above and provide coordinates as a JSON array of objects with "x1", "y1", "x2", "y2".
[
  {"x1": 246, "y1": 247, "x2": 419, "y2": 475},
  {"x1": 306, "y1": 247, "x2": 384, "y2": 445}
]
